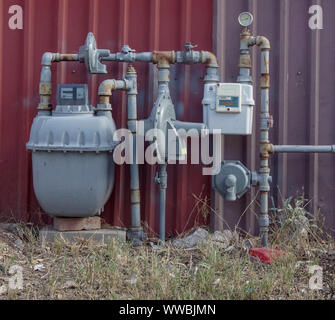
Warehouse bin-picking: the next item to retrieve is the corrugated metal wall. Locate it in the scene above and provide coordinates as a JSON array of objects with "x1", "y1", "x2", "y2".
[
  {"x1": 212, "y1": 0, "x2": 335, "y2": 235},
  {"x1": 1, "y1": 0, "x2": 334, "y2": 237},
  {"x1": 0, "y1": 0, "x2": 213, "y2": 237}
]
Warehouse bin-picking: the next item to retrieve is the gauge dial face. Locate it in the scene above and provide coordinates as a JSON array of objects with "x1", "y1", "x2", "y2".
[{"x1": 238, "y1": 12, "x2": 253, "y2": 27}]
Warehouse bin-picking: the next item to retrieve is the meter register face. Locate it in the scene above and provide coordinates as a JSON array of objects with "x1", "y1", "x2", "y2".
[
  {"x1": 216, "y1": 83, "x2": 242, "y2": 113},
  {"x1": 57, "y1": 84, "x2": 89, "y2": 106}
]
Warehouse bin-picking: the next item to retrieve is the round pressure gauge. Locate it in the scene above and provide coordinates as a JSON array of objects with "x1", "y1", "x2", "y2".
[{"x1": 238, "y1": 12, "x2": 254, "y2": 27}]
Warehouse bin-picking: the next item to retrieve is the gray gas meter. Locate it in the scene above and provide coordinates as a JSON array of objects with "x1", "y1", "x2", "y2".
[
  {"x1": 202, "y1": 83, "x2": 255, "y2": 135},
  {"x1": 26, "y1": 84, "x2": 117, "y2": 218}
]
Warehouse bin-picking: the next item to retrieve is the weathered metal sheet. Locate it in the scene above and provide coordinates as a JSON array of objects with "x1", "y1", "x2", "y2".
[
  {"x1": 1, "y1": 0, "x2": 335, "y2": 238},
  {"x1": 213, "y1": 0, "x2": 335, "y2": 235},
  {"x1": 0, "y1": 0, "x2": 213, "y2": 237}
]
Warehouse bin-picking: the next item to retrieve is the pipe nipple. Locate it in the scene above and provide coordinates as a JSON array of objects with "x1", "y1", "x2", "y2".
[{"x1": 127, "y1": 65, "x2": 136, "y2": 74}]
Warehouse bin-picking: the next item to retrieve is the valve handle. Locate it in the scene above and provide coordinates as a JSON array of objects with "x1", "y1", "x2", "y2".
[
  {"x1": 184, "y1": 42, "x2": 198, "y2": 51},
  {"x1": 121, "y1": 45, "x2": 136, "y2": 54}
]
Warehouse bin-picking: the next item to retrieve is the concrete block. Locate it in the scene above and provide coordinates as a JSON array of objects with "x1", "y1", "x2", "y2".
[
  {"x1": 53, "y1": 216, "x2": 101, "y2": 231},
  {"x1": 39, "y1": 226, "x2": 126, "y2": 244}
]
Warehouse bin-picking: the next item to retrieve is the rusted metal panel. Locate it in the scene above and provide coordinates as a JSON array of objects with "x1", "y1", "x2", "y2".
[
  {"x1": 213, "y1": 0, "x2": 335, "y2": 235},
  {"x1": 0, "y1": 0, "x2": 213, "y2": 237}
]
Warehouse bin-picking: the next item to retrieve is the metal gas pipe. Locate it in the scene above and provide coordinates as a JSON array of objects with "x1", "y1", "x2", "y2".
[
  {"x1": 78, "y1": 32, "x2": 220, "y2": 243},
  {"x1": 237, "y1": 22, "x2": 335, "y2": 247},
  {"x1": 97, "y1": 66, "x2": 146, "y2": 245},
  {"x1": 237, "y1": 27, "x2": 272, "y2": 247},
  {"x1": 38, "y1": 52, "x2": 79, "y2": 114}
]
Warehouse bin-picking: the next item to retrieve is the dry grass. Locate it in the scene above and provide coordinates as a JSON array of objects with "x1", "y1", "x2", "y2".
[{"x1": 0, "y1": 196, "x2": 334, "y2": 300}]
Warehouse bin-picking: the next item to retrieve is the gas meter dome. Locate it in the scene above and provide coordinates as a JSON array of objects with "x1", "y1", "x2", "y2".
[{"x1": 26, "y1": 84, "x2": 117, "y2": 218}]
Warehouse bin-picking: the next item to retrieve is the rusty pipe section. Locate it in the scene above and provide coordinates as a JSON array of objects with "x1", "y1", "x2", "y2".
[
  {"x1": 97, "y1": 68, "x2": 145, "y2": 244},
  {"x1": 103, "y1": 48, "x2": 218, "y2": 67},
  {"x1": 125, "y1": 66, "x2": 145, "y2": 245},
  {"x1": 257, "y1": 35, "x2": 271, "y2": 248},
  {"x1": 238, "y1": 28, "x2": 271, "y2": 247},
  {"x1": 102, "y1": 46, "x2": 219, "y2": 83},
  {"x1": 38, "y1": 53, "x2": 79, "y2": 114},
  {"x1": 97, "y1": 79, "x2": 127, "y2": 105}
]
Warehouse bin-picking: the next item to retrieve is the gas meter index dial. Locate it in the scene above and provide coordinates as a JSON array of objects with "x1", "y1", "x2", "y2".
[{"x1": 238, "y1": 12, "x2": 253, "y2": 27}]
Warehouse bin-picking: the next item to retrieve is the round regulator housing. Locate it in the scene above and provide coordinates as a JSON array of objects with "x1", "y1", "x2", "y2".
[
  {"x1": 26, "y1": 84, "x2": 117, "y2": 218},
  {"x1": 213, "y1": 161, "x2": 251, "y2": 201}
]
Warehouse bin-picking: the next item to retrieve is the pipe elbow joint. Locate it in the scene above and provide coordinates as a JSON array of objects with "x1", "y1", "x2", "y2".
[
  {"x1": 256, "y1": 36, "x2": 270, "y2": 50},
  {"x1": 202, "y1": 51, "x2": 219, "y2": 68},
  {"x1": 98, "y1": 79, "x2": 117, "y2": 96},
  {"x1": 41, "y1": 52, "x2": 55, "y2": 66}
]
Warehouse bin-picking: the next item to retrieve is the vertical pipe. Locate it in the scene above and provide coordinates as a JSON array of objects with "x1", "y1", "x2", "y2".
[
  {"x1": 237, "y1": 28, "x2": 255, "y2": 85},
  {"x1": 159, "y1": 164, "x2": 168, "y2": 242},
  {"x1": 125, "y1": 66, "x2": 144, "y2": 244},
  {"x1": 258, "y1": 38, "x2": 271, "y2": 247},
  {"x1": 237, "y1": 29, "x2": 271, "y2": 247},
  {"x1": 156, "y1": 62, "x2": 170, "y2": 243}
]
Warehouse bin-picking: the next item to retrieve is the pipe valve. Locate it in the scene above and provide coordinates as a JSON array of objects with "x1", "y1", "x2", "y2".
[{"x1": 184, "y1": 42, "x2": 198, "y2": 51}]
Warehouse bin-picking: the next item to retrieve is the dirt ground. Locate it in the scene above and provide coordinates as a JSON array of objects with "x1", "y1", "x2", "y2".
[{"x1": 0, "y1": 220, "x2": 334, "y2": 300}]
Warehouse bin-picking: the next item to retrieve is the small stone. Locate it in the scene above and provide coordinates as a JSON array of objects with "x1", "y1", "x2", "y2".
[
  {"x1": 0, "y1": 285, "x2": 7, "y2": 295},
  {"x1": 14, "y1": 239, "x2": 24, "y2": 249},
  {"x1": 213, "y1": 278, "x2": 221, "y2": 285},
  {"x1": 212, "y1": 230, "x2": 233, "y2": 249},
  {"x1": 149, "y1": 242, "x2": 162, "y2": 251},
  {"x1": 198, "y1": 262, "x2": 209, "y2": 269},
  {"x1": 212, "y1": 230, "x2": 233, "y2": 243},
  {"x1": 63, "y1": 280, "x2": 77, "y2": 289},
  {"x1": 33, "y1": 263, "x2": 45, "y2": 272},
  {"x1": 224, "y1": 245, "x2": 234, "y2": 252},
  {"x1": 0, "y1": 223, "x2": 18, "y2": 233},
  {"x1": 172, "y1": 228, "x2": 209, "y2": 249},
  {"x1": 125, "y1": 273, "x2": 137, "y2": 285},
  {"x1": 242, "y1": 239, "x2": 255, "y2": 251}
]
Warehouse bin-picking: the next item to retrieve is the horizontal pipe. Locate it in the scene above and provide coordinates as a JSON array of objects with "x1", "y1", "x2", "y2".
[
  {"x1": 272, "y1": 145, "x2": 335, "y2": 153},
  {"x1": 38, "y1": 52, "x2": 79, "y2": 114},
  {"x1": 102, "y1": 50, "x2": 218, "y2": 67}
]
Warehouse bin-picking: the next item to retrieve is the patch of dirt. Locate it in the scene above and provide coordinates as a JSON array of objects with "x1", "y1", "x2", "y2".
[{"x1": 0, "y1": 222, "x2": 334, "y2": 300}]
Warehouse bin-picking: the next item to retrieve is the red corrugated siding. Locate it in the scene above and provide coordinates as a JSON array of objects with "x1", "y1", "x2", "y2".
[
  {"x1": 2, "y1": 0, "x2": 334, "y2": 238},
  {"x1": 0, "y1": 0, "x2": 213, "y2": 236}
]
